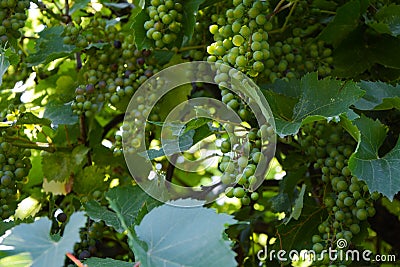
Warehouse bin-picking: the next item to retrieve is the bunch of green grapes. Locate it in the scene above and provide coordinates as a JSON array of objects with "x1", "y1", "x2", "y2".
[
  {"x1": 118, "y1": 79, "x2": 163, "y2": 156},
  {"x1": 71, "y1": 31, "x2": 157, "y2": 116},
  {"x1": 206, "y1": 0, "x2": 273, "y2": 77},
  {"x1": 298, "y1": 122, "x2": 379, "y2": 265},
  {"x1": 0, "y1": 105, "x2": 32, "y2": 220},
  {"x1": 144, "y1": 0, "x2": 183, "y2": 48},
  {"x1": 72, "y1": 220, "x2": 104, "y2": 261},
  {"x1": 221, "y1": 123, "x2": 274, "y2": 205},
  {"x1": 63, "y1": 14, "x2": 120, "y2": 48},
  {"x1": 70, "y1": 220, "x2": 133, "y2": 263},
  {"x1": 0, "y1": 0, "x2": 29, "y2": 43}
]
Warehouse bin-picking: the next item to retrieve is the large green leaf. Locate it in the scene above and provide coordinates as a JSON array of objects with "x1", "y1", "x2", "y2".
[
  {"x1": 348, "y1": 115, "x2": 400, "y2": 201},
  {"x1": 181, "y1": 0, "x2": 206, "y2": 46},
  {"x1": 0, "y1": 252, "x2": 31, "y2": 267},
  {"x1": 318, "y1": 1, "x2": 362, "y2": 47},
  {"x1": 84, "y1": 200, "x2": 124, "y2": 232},
  {"x1": 0, "y1": 49, "x2": 10, "y2": 87},
  {"x1": 354, "y1": 81, "x2": 400, "y2": 110},
  {"x1": 86, "y1": 185, "x2": 161, "y2": 233},
  {"x1": 41, "y1": 145, "x2": 90, "y2": 182},
  {"x1": 0, "y1": 212, "x2": 86, "y2": 267},
  {"x1": 15, "y1": 113, "x2": 51, "y2": 126},
  {"x1": 367, "y1": 4, "x2": 400, "y2": 37},
  {"x1": 276, "y1": 196, "x2": 326, "y2": 252},
  {"x1": 43, "y1": 101, "x2": 78, "y2": 126},
  {"x1": 73, "y1": 166, "x2": 108, "y2": 195},
  {"x1": 70, "y1": 0, "x2": 90, "y2": 14},
  {"x1": 142, "y1": 120, "x2": 214, "y2": 160},
  {"x1": 132, "y1": 10, "x2": 152, "y2": 50},
  {"x1": 85, "y1": 257, "x2": 137, "y2": 267},
  {"x1": 27, "y1": 26, "x2": 75, "y2": 66},
  {"x1": 134, "y1": 200, "x2": 237, "y2": 267},
  {"x1": 285, "y1": 184, "x2": 307, "y2": 224},
  {"x1": 262, "y1": 73, "x2": 364, "y2": 137},
  {"x1": 0, "y1": 221, "x2": 14, "y2": 236},
  {"x1": 106, "y1": 185, "x2": 161, "y2": 226},
  {"x1": 333, "y1": 28, "x2": 400, "y2": 77}
]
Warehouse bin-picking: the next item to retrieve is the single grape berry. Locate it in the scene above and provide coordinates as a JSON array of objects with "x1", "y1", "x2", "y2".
[
  {"x1": 57, "y1": 212, "x2": 68, "y2": 223},
  {"x1": 78, "y1": 250, "x2": 91, "y2": 260}
]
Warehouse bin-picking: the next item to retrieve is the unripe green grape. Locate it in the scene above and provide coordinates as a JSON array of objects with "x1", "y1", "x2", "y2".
[
  {"x1": 238, "y1": 108, "x2": 251, "y2": 121},
  {"x1": 350, "y1": 224, "x2": 360, "y2": 234},
  {"x1": 209, "y1": 24, "x2": 218, "y2": 34},
  {"x1": 356, "y1": 209, "x2": 368, "y2": 220},
  {"x1": 237, "y1": 156, "x2": 248, "y2": 168},
  {"x1": 253, "y1": 51, "x2": 263, "y2": 61},
  {"x1": 252, "y1": 61, "x2": 264, "y2": 72},
  {"x1": 252, "y1": 152, "x2": 262, "y2": 164},
  {"x1": 313, "y1": 243, "x2": 324, "y2": 253},
  {"x1": 233, "y1": 187, "x2": 245, "y2": 198},
  {"x1": 250, "y1": 192, "x2": 259, "y2": 201},
  {"x1": 225, "y1": 187, "x2": 234, "y2": 198},
  {"x1": 227, "y1": 99, "x2": 240, "y2": 110},
  {"x1": 241, "y1": 195, "x2": 251, "y2": 205},
  {"x1": 221, "y1": 173, "x2": 233, "y2": 184},
  {"x1": 355, "y1": 199, "x2": 365, "y2": 208},
  {"x1": 336, "y1": 180, "x2": 348, "y2": 192},
  {"x1": 236, "y1": 173, "x2": 247, "y2": 185},
  {"x1": 232, "y1": 35, "x2": 245, "y2": 46},
  {"x1": 343, "y1": 197, "x2": 354, "y2": 207},
  {"x1": 248, "y1": 175, "x2": 257, "y2": 186},
  {"x1": 367, "y1": 206, "x2": 376, "y2": 217},
  {"x1": 335, "y1": 210, "x2": 345, "y2": 221}
]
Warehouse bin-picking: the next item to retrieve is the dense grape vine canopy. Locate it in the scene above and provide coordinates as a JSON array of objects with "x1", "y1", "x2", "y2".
[{"x1": 0, "y1": 0, "x2": 400, "y2": 266}]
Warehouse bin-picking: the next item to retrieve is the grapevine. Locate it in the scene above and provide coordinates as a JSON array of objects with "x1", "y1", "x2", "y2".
[{"x1": 0, "y1": 1, "x2": 399, "y2": 267}]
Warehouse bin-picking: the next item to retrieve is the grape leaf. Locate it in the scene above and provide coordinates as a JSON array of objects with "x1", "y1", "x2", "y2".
[
  {"x1": 134, "y1": 200, "x2": 237, "y2": 267},
  {"x1": 85, "y1": 185, "x2": 161, "y2": 233},
  {"x1": 333, "y1": 28, "x2": 400, "y2": 77},
  {"x1": 43, "y1": 101, "x2": 78, "y2": 126},
  {"x1": 27, "y1": 26, "x2": 75, "y2": 66},
  {"x1": 106, "y1": 185, "x2": 161, "y2": 227},
  {"x1": 132, "y1": 10, "x2": 152, "y2": 50},
  {"x1": 285, "y1": 184, "x2": 307, "y2": 224},
  {"x1": 151, "y1": 50, "x2": 175, "y2": 66},
  {"x1": 276, "y1": 196, "x2": 327, "y2": 252},
  {"x1": 367, "y1": 4, "x2": 400, "y2": 37},
  {"x1": 199, "y1": 0, "x2": 224, "y2": 9},
  {"x1": 354, "y1": 81, "x2": 400, "y2": 110},
  {"x1": 73, "y1": 166, "x2": 108, "y2": 195},
  {"x1": 142, "y1": 121, "x2": 214, "y2": 160},
  {"x1": 0, "y1": 252, "x2": 31, "y2": 267},
  {"x1": 181, "y1": 0, "x2": 206, "y2": 46},
  {"x1": 318, "y1": 1, "x2": 362, "y2": 47},
  {"x1": 348, "y1": 115, "x2": 400, "y2": 201},
  {"x1": 0, "y1": 49, "x2": 10, "y2": 87},
  {"x1": 262, "y1": 73, "x2": 364, "y2": 137},
  {"x1": 85, "y1": 257, "x2": 137, "y2": 267},
  {"x1": 70, "y1": 0, "x2": 90, "y2": 14},
  {"x1": 41, "y1": 145, "x2": 90, "y2": 182},
  {"x1": 84, "y1": 201, "x2": 124, "y2": 232},
  {"x1": 15, "y1": 112, "x2": 51, "y2": 126},
  {"x1": 0, "y1": 212, "x2": 86, "y2": 267},
  {"x1": 0, "y1": 221, "x2": 14, "y2": 236}
]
